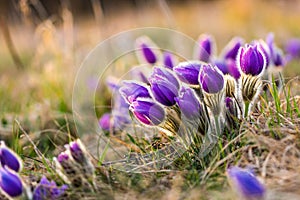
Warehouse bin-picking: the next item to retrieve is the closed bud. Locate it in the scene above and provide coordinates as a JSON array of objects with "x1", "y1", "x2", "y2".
[
  {"x1": 0, "y1": 166, "x2": 23, "y2": 197},
  {"x1": 194, "y1": 34, "x2": 215, "y2": 62},
  {"x1": 0, "y1": 141, "x2": 23, "y2": 172},
  {"x1": 174, "y1": 61, "x2": 203, "y2": 85}
]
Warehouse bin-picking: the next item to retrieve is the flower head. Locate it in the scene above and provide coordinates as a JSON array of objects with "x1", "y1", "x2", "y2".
[
  {"x1": 163, "y1": 52, "x2": 176, "y2": 69},
  {"x1": 195, "y1": 34, "x2": 215, "y2": 62},
  {"x1": 175, "y1": 86, "x2": 203, "y2": 119},
  {"x1": 129, "y1": 98, "x2": 165, "y2": 126},
  {"x1": 227, "y1": 166, "x2": 265, "y2": 199},
  {"x1": 0, "y1": 141, "x2": 23, "y2": 172},
  {"x1": 149, "y1": 67, "x2": 180, "y2": 106},
  {"x1": 215, "y1": 59, "x2": 241, "y2": 80},
  {"x1": 99, "y1": 113, "x2": 111, "y2": 131},
  {"x1": 237, "y1": 44, "x2": 266, "y2": 76},
  {"x1": 198, "y1": 64, "x2": 224, "y2": 94},
  {"x1": 0, "y1": 166, "x2": 23, "y2": 197},
  {"x1": 221, "y1": 37, "x2": 244, "y2": 60},
  {"x1": 174, "y1": 61, "x2": 203, "y2": 85},
  {"x1": 33, "y1": 176, "x2": 68, "y2": 200},
  {"x1": 136, "y1": 37, "x2": 158, "y2": 64},
  {"x1": 119, "y1": 81, "x2": 150, "y2": 104},
  {"x1": 285, "y1": 38, "x2": 300, "y2": 60}
]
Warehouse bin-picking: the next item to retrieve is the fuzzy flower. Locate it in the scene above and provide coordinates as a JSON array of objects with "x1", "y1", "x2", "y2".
[
  {"x1": 163, "y1": 52, "x2": 176, "y2": 69},
  {"x1": 227, "y1": 166, "x2": 265, "y2": 200},
  {"x1": 195, "y1": 34, "x2": 215, "y2": 62},
  {"x1": 173, "y1": 61, "x2": 203, "y2": 85},
  {"x1": 175, "y1": 86, "x2": 203, "y2": 119},
  {"x1": 215, "y1": 59, "x2": 241, "y2": 80},
  {"x1": 237, "y1": 44, "x2": 266, "y2": 76},
  {"x1": 129, "y1": 98, "x2": 165, "y2": 126},
  {"x1": 99, "y1": 113, "x2": 111, "y2": 131},
  {"x1": 221, "y1": 37, "x2": 244, "y2": 60},
  {"x1": 119, "y1": 81, "x2": 151, "y2": 104},
  {"x1": 136, "y1": 37, "x2": 159, "y2": 64},
  {"x1": 285, "y1": 38, "x2": 300, "y2": 60},
  {"x1": 0, "y1": 141, "x2": 23, "y2": 172},
  {"x1": 0, "y1": 166, "x2": 23, "y2": 197},
  {"x1": 199, "y1": 64, "x2": 224, "y2": 94},
  {"x1": 33, "y1": 176, "x2": 68, "y2": 200},
  {"x1": 149, "y1": 67, "x2": 180, "y2": 106}
]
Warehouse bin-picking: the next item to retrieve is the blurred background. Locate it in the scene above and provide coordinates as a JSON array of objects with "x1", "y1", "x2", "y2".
[{"x1": 0, "y1": 0, "x2": 300, "y2": 144}]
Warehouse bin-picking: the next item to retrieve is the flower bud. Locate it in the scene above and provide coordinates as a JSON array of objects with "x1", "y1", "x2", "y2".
[
  {"x1": 0, "y1": 141, "x2": 23, "y2": 172},
  {"x1": 237, "y1": 44, "x2": 266, "y2": 76},
  {"x1": 129, "y1": 98, "x2": 165, "y2": 126},
  {"x1": 136, "y1": 37, "x2": 159, "y2": 64},
  {"x1": 0, "y1": 166, "x2": 23, "y2": 197},
  {"x1": 119, "y1": 81, "x2": 150, "y2": 104},
  {"x1": 149, "y1": 67, "x2": 180, "y2": 106},
  {"x1": 194, "y1": 34, "x2": 215, "y2": 62},
  {"x1": 227, "y1": 166, "x2": 265, "y2": 200},
  {"x1": 175, "y1": 86, "x2": 203, "y2": 119},
  {"x1": 221, "y1": 37, "x2": 244, "y2": 60},
  {"x1": 173, "y1": 61, "x2": 203, "y2": 85},
  {"x1": 99, "y1": 113, "x2": 111, "y2": 131},
  {"x1": 163, "y1": 52, "x2": 176, "y2": 69},
  {"x1": 285, "y1": 38, "x2": 300, "y2": 60},
  {"x1": 198, "y1": 64, "x2": 224, "y2": 94}
]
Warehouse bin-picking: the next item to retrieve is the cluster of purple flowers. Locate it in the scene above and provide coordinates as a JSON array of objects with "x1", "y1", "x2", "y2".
[
  {"x1": 99, "y1": 33, "x2": 288, "y2": 133},
  {"x1": 0, "y1": 141, "x2": 67, "y2": 199}
]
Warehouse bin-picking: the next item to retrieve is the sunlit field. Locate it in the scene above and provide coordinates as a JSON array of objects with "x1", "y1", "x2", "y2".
[{"x1": 1, "y1": 0, "x2": 300, "y2": 199}]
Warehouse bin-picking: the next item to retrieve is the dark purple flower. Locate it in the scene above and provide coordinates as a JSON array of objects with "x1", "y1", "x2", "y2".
[
  {"x1": 237, "y1": 44, "x2": 266, "y2": 76},
  {"x1": 0, "y1": 166, "x2": 23, "y2": 197},
  {"x1": 285, "y1": 38, "x2": 300, "y2": 59},
  {"x1": 69, "y1": 140, "x2": 86, "y2": 164},
  {"x1": 221, "y1": 37, "x2": 244, "y2": 60},
  {"x1": 0, "y1": 141, "x2": 22, "y2": 172},
  {"x1": 195, "y1": 34, "x2": 214, "y2": 62},
  {"x1": 130, "y1": 98, "x2": 165, "y2": 126},
  {"x1": 198, "y1": 64, "x2": 224, "y2": 94},
  {"x1": 136, "y1": 37, "x2": 158, "y2": 64},
  {"x1": 99, "y1": 113, "x2": 111, "y2": 131},
  {"x1": 214, "y1": 60, "x2": 229, "y2": 75},
  {"x1": 227, "y1": 166, "x2": 265, "y2": 199},
  {"x1": 57, "y1": 152, "x2": 69, "y2": 163},
  {"x1": 163, "y1": 52, "x2": 176, "y2": 69},
  {"x1": 226, "y1": 59, "x2": 241, "y2": 79},
  {"x1": 225, "y1": 97, "x2": 236, "y2": 115},
  {"x1": 149, "y1": 67, "x2": 180, "y2": 106},
  {"x1": 119, "y1": 81, "x2": 150, "y2": 104},
  {"x1": 272, "y1": 47, "x2": 284, "y2": 66},
  {"x1": 173, "y1": 61, "x2": 203, "y2": 85},
  {"x1": 141, "y1": 43, "x2": 157, "y2": 64},
  {"x1": 175, "y1": 86, "x2": 202, "y2": 119},
  {"x1": 33, "y1": 176, "x2": 68, "y2": 200}
]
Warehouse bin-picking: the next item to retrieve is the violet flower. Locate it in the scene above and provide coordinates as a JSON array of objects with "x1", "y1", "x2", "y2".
[
  {"x1": 136, "y1": 37, "x2": 158, "y2": 64},
  {"x1": 0, "y1": 141, "x2": 23, "y2": 172},
  {"x1": 285, "y1": 38, "x2": 300, "y2": 60},
  {"x1": 227, "y1": 166, "x2": 265, "y2": 200},
  {"x1": 99, "y1": 113, "x2": 111, "y2": 131},
  {"x1": 173, "y1": 61, "x2": 203, "y2": 85},
  {"x1": 198, "y1": 64, "x2": 224, "y2": 94},
  {"x1": 33, "y1": 176, "x2": 68, "y2": 200},
  {"x1": 129, "y1": 98, "x2": 165, "y2": 126},
  {"x1": 163, "y1": 52, "x2": 176, "y2": 69},
  {"x1": 119, "y1": 81, "x2": 151, "y2": 104},
  {"x1": 149, "y1": 67, "x2": 180, "y2": 106},
  {"x1": 195, "y1": 34, "x2": 215, "y2": 62},
  {"x1": 0, "y1": 166, "x2": 23, "y2": 197},
  {"x1": 221, "y1": 37, "x2": 244, "y2": 60},
  {"x1": 175, "y1": 86, "x2": 203, "y2": 120}
]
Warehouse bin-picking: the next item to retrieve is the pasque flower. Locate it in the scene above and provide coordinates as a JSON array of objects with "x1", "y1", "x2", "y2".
[
  {"x1": 173, "y1": 61, "x2": 203, "y2": 85},
  {"x1": 149, "y1": 67, "x2": 180, "y2": 106},
  {"x1": 221, "y1": 37, "x2": 244, "y2": 60},
  {"x1": 285, "y1": 38, "x2": 300, "y2": 60},
  {"x1": 215, "y1": 59, "x2": 241, "y2": 80},
  {"x1": 119, "y1": 81, "x2": 150, "y2": 104},
  {"x1": 237, "y1": 44, "x2": 266, "y2": 76},
  {"x1": 0, "y1": 141, "x2": 23, "y2": 172},
  {"x1": 195, "y1": 34, "x2": 215, "y2": 62},
  {"x1": 99, "y1": 113, "x2": 111, "y2": 131},
  {"x1": 198, "y1": 64, "x2": 224, "y2": 94},
  {"x1": 0, "y1": 166, "x2": 23, "y2": 197},
  {"x1": 33, "y1": 176, "x2": 68, "y2": 200},
  {"x1": 175, "y1": 86, "x2": 203, "y2": 119},
  {"x1": 136, "y1": 37, "x2": 158, "y2": 64},
  {"x1": 129, "y1": 98, "x2": 165, "y2": 126},
  {"x1": 163, "y1": 52, "x2": 176, "y2": 69},
  {"x1": 227, "y1": 166, "x2": 265, "y2": 200}
]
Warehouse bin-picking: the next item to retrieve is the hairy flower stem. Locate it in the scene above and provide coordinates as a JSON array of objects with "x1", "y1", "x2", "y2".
[{"x1": 244, "y1": 101, "x2": 250, "y2": 118}]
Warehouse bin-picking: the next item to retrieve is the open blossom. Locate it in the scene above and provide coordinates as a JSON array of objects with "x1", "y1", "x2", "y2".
[
  {"x1": 149, "y1": 67, "x2": 180, "y2": 106},
  {"x1": 129, "y1": 98, "x2": 165, "y2": 126},
  {"x1": 174, "y1": 61, "x2": 203, "y2": 85},
  {"x1": 237, "y1": 44, "x2": 266, "y2": 76},
  {"x1": 0, "y1": 141, "x2": 23, "y2": 172},
  {"x1": 198, "y1": 64, "x2": 224, "y2": 94},
  {"x1": 227, "y1": 166, "x2": 265, "y2": 200}
]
